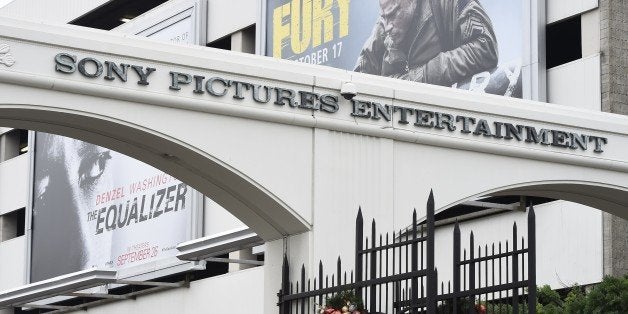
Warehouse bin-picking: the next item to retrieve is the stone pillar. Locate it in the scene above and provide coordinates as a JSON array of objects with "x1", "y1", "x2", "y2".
[
  {"x1": 600, "y1": 0, "x2": 628, "y2": 277},
  {"x1": 228, "y1": 248, "x2": 257, "y2": 272},
  {"x1": 603, "y1": 215, "x2": 628, "y2": 276},
  {"x1": 230, "y1": 26, "x2": 255, "y2": 54}
]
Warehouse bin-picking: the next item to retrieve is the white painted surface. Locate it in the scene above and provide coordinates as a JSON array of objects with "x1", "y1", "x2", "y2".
[
  {"x1": 113, "y1": 0, "x2": 206, "y2": 46},
  {"x1": 548, "y1": 54, "x2": 601, "y2": 111},
  {"x1": 535, "y1": 202, "x2": 603, "y2": 287},
  {"x1": 0, "y1": 0, "x2": 107, "y2": 23},
  {"x1": 0, "y1": 128, "x2": 12, "y2": 136},
  {"x1": 0, "y1": 0, "x2": 15, "y2": 10},
  {"x1": 311, "y1": 130, "x2": 395, "y2": 271},
  {"x1": 203, "y1": 197, "x2": 246, "y2": 237},
  {"x1": 581, "y1": 9, "x2": 601, "y2": 57},
  {"x1": 301, "y1": 133, "x2": 622, "y2": 285},
  {"x1": 207, "y1": 0, "x2": 256, "y2": 42},
  {"x1": 0, "y1": 18, "x2": 626, "y2": 314},
  {"x1": 430, "y1": 201, "x2": 603, "y2": 290},
  {"x1": 0, "y1": 236, "x2": 27, "y2": 291},
  {"x1": 0, "y1": 153, "x2": 28, "y2": 215},
  {"x1": 547, "y1": 0, "x2": 598, "y2": 24},
  {"x1": 62, "y1": 267, "x2": 264, "y2": 314},
  {"x1": 0, "y1": 17, "x2": 626, "y2": 239}
]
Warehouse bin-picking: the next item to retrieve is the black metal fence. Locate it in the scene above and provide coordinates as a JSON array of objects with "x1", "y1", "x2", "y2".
[{"x1": 278, "y1": 191, "x2": 536, "y2": 314}]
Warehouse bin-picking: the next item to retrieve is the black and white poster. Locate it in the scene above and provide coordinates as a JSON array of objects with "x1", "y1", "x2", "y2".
[
  {"x1": 265, "y1": 0, "x2": 524, "y2": 98},
  {"x1": 30, "y1": 133, "x2": 194, "y2": 282}
]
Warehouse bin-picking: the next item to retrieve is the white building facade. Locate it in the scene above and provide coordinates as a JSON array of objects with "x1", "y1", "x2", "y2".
[{"x1": 0, "y1": 0, "x2": 626, "y2": 313}]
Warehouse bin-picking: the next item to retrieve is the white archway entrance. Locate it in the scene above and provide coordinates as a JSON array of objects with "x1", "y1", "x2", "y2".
[{"x1": 1, "y1": 19, "x2": 628, "y2": 313}]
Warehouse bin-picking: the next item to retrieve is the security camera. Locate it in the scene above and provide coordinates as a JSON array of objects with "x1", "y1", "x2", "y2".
[{"x1": 340, "y1": 82, "x2": 357, "y2": 100}]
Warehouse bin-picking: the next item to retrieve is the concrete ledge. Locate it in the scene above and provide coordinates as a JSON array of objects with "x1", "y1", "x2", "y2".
[
  {"x1": 0, "y1": 269, "x2": 116, "y2": 308},
  {"x1": 177, "y1": 227, "x2": 263, "y2": 261}
]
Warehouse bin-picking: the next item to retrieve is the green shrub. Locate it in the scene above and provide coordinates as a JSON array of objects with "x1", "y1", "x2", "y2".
[
  {"x1": 584, "y1": 275, "x2": 628, "y2": 314},
  {"x1": 324, "y1": 290, "x2": 364, "y2": 311},
  {"x1": 486, "y1": 302, "x2": 512, "y2": 314},
  {"x1": 537, "y1": 285, "x2": 562, "y2": 307},
  {"x1": 536, "y1": 302, "x2": 562, "y2": 314},
  {"x1": 563, "y1": 286, "x2": 586, "y2": 314},
  {"x1": 435, "y1": 276, "x2": 627, "y2": 314}
]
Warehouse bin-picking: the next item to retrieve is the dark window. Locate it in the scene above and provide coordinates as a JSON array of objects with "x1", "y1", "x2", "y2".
[
  {"x1": 15, "y1": 208, "x2": 25, "y2": 237},
  {"x1": 546, "y1": 16, "x2": 582, "y2": 69},
  {"x1": 0, "y1": 207, "x2": 26, "y2": 241},
  {"x1": 207, "y1": 35, "x2": 232, "y2": 51},
  {"x1": 69, "y1": 0, "x2": 168, "y2": 30},
  {"x1": 18, "y1": 129, "x2": 28, "y2": 155},
  {"x1": 0, "y1": 129, "x2": 28, "y2": 161}
]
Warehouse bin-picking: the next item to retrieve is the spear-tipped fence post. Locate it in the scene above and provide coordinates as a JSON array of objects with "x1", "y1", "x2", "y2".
[
  {"x1": 300, "y1": 264, "x2": 306, "y2": 314},
  {"x1": 355, "y1": 207, "x2": 364, "y2": 298},
  {"x1": 453, "y1": 222, "x2": 461, "y2": 314},
  {"x1": 370, "y1": 218, "x2": 377, "y2": 312},
  {"x1": 512, "y1": 222, "x2": 519, "y2": 313},
  {"x1": 411, "y1": 209, "x2": 419, "y2": 314},
  {"x1": 319, "y1": 260, "x2": 323, "y2": 306},
  {"x1": 280, "y1": 254, "x2": 290, "y2": 314},
  {"x1": 426, "y1": 190, "x2": 436, "y2": 314},
  {"x1": 337, "y1": 257, "x2": 342, "y2": 285},
  {"x1": 528, "y1": 205, "x2": 537, "y2": 314},
  {"x1": 469, "y1": 231, "x2": 475, "y2": 314}
]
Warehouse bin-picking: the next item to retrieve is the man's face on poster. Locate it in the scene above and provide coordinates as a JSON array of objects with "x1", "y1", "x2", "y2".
[
  {"x1": 34, "y1": 134, "x2": 114, "y2": 267},
  {"x1": 35, "y1": 137, "x2": 113, "y2": 217},
  {"x1": 379, "y1": 0, "x2": 418, "y2": 45}
]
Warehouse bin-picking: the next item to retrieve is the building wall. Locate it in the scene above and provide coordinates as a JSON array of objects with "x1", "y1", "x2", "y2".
[
  {"x1": 0, "y1": 1, "x2": 624, "y2": 313},
  {"x1": 600, "y1": 0, "x2": 628, "y2": 115},
  {"x1": 0, "y1": 154, "x2": 28, "y2": 216},
  {"x1": 0, "y1": 149, "x2": 29, "y2": 294},
  {"x1": 65, "y1": 266, "x2": 265, "y2": 314},
  {"x1": 0, "y1": 236, "x2": 27, "y2": 291},
  {"x1": 547, "y1": 0, "x2": 598, "y2": 23},
  {"x1": 207, "y1": 0, "x2": 256, "y2": 42},
  {"x1": 431, "y1": 202, "x2": 603, "y2": 290},
  {"x1": 543, "y1": 2, "x2": 606, "y2": 284},
  {"x1": 0, "y1": 0, "x2": 107, "y2": 24},
  {"x1": 600, "y1": 0, "x2": 628, "y2": 277}
]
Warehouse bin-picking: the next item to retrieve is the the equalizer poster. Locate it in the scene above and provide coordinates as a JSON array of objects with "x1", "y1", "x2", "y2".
[{"x1": 30, "y1": 133, "x2": 194, "y2": 282}]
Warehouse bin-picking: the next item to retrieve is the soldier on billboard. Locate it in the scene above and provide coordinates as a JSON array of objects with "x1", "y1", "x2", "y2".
[{"x1": 354, "y1": 0, "x2": 498, "y2": 88}]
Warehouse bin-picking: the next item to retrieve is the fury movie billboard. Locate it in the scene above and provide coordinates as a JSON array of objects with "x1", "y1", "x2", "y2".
[
  {"x1": 30, "y1": 133, "x2": 194, "y2": 282},
  {"x1": 265, "y1": 0, "x2": 524, "y2": 98}
]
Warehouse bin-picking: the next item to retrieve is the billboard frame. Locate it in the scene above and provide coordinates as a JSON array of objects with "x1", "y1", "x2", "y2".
[
  {"x1": 112, "y1": 0, "x2": 208, "y2": 46},
  {"x1": 25, "y1": 131, "x2": 206, "y2": 286},
  {"x1": 258, "y1": 0, "x2": 547, "y2": 101}
]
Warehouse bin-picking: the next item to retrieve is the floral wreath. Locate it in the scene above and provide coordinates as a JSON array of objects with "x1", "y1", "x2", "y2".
[{"x1": 318, "y1": 291, "x2": 367, "y2": 314}]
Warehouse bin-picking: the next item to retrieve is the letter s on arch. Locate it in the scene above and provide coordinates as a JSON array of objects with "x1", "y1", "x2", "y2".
[{"x1": 55, "y1": 53, "x2": 77, "y2": 74}]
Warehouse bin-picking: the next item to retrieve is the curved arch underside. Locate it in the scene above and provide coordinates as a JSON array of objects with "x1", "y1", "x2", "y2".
[
  {"x1": 439, "y1": 182, "x2": 628, "y2": 220},
  {"x1": 0, "y1": 105, "x2": 310, "y2": 241},
  {"x1": 490, "y1": 183, "x2": 628, "y2": 219}
]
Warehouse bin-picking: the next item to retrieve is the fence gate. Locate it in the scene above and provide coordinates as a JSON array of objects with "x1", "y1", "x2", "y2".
[{"x1": 277, "y1": 191, "x2": 537, "y2": 314}]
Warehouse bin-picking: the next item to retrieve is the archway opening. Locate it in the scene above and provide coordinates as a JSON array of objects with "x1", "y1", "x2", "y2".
[{"x1": 0, "y1": 105, "x2": 310, "y2": 241}]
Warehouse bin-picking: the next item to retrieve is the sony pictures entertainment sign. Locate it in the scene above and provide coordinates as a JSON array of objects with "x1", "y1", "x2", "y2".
[{"x1": 51, "y1": 52, "x2": 608, "y2": 153}]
